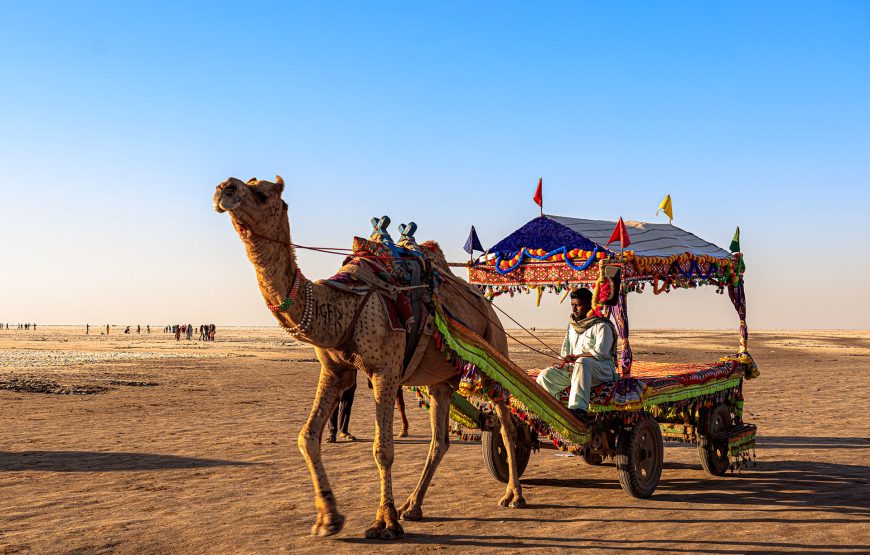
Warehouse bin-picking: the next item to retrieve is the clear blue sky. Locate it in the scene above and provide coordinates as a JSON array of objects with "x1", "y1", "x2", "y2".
[{"x1": 1, "y1": 1, "x2": 868, "y2": 329}]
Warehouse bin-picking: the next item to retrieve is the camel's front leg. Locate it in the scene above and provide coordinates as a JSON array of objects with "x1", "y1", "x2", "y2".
[
  {"x1": 494, "y1": 401, "x2": 526, "y2": 508},
  {"x1": 398, "y1": 382, "x2": 451, "y2": 521},
  {"x1": 365, "y1": 373, "x2": 404, "y2": 540},
  {"x1": 297, "y1": 366, "x2": 349, "y2": 536}
]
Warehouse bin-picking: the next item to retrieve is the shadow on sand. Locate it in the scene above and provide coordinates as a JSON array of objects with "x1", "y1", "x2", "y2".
[
  {"x1": 756, "y1": 435, "x2": 870, "y2": 450},
  {"x1": 0, "y1": 450, "x2": 259, "y2": 472},
  {"x1": 341, "y1": 534, "x2": 870, "y2": 554},
  {"x1": 510, "y1": 459, "x2": 869, "y2": 518},
  {"x1": 347, "y1": 457, "x2": 870, "y2": 552}
]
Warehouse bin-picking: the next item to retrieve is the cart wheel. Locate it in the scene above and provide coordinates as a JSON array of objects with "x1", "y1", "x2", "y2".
[
  {"x1": 482, "y1": 419, "x2": 532, "y2": 484},
  {"x1": 698, "y1": 403, "x2": 733, "y2": 476},
  {"x1": 582, "y1": 448, "x2": 604, "y2": 466},
  {"x1": 616, "y1": 413, "x2": 663, "y2": 498}
]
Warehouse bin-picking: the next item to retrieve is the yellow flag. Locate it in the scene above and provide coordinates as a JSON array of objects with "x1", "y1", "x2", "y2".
[{"x1": 657, "y1": 194, "x2": 673, "y2": 223}]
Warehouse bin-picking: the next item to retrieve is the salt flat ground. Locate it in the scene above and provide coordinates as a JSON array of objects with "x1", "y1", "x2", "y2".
[{"x1": 1, "y1": 327, "x2": 868, "y2": 554}]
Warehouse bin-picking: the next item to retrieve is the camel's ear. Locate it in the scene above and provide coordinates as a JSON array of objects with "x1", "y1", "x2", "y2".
[
  {"x1": 275, "y1": 175, "x2": 284, "y2": 194},
  {"x1": 247, "y1": 177, "x2": 258, "y2": 184}
]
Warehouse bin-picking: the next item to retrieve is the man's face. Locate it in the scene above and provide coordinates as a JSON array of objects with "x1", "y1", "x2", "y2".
[{"x1": 571, "y1": 298, "x2": 590, "y2": 319}]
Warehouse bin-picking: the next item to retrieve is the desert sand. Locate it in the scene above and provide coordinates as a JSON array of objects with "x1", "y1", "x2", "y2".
[{"x1": 1, "y1": 326, "x2": 868, "y2": 554}]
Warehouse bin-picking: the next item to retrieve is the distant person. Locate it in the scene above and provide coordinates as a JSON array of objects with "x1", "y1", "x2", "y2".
[
  {"x1": 186, "y1": 324, "x2": 193, "y2": 340},
  {"x1": 199, "y1": 324, "x2": 206, "y2": 341},
  {"x1": 86, "y1": 324, "x2": 89, "y2": 335},
  {"x1": 175, "y1": 325, "x2": 182, "y2": 341},
  {"x1": 147, "y1": 324, "x2": 150, "y2": 334},
  {"x1": 124, "y1": 326, "x2": 131, "y2": 334},
  {"x1": 137, "y1": 324, "x2": 141, "y2": 334},
  {"x1": 327, "y1": 375, "x2": 357, "y2": 443},
  {"x1": 208, "y1": 324, "x2": 215, "y2": 342},
  {"x1": 106, "y1": 324, "x2": 110, "y2": 335}
]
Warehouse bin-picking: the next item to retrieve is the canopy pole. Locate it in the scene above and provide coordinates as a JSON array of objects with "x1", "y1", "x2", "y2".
[
  {"x1": 613, "y1": 290, "x2": 632, "y2": 377},
  {"x1": 727, "y1": 282, "x2": 748, "y2": 353}
]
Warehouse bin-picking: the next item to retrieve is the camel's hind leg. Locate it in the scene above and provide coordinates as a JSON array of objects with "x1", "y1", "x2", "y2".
[
  {"x1": 478, "y1": 306, "x2": 525, "y2": 508},
  {"x1": 297, "y1": 365, "x2": 351, "y2": 537},
  {"x1": 364, "y1": 372, "x2": 404, "y2": 541},
  {"x1": 494, "y1": 401, "x2": 526, "y2": 508},
  {"x1": 397, "y1": 382, "x2": 452, "y2": 521},
  {"x1": 396, "y1": 387, "x2": 409, "y2": 437}
]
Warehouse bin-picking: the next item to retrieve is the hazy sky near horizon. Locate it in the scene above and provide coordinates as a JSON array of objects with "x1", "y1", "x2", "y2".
[{"x1": 1, "y1": 2, "x2": 868, "y2": 330}]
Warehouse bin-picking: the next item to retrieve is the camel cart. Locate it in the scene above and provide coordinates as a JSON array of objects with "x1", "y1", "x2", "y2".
[{"x1": 412, "y1": 215, "x2": 759, "y2": 498}]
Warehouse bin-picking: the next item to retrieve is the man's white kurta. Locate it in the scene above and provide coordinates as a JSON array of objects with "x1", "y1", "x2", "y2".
[{"x1": 536, "y1": 321, "x2": 618, "y2": 411}]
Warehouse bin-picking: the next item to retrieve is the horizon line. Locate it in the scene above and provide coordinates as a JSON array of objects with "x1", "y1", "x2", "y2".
[{"x1": 4, "y1": 325, "x2": 868, "y2": 332}]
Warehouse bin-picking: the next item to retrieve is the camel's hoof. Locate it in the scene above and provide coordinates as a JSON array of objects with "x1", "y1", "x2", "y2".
[
  {"x1": 399, "y1": 504, "x2": 422, "y2": 521},
  {"x1": 498, "y1": 495, "x2": 512, "y2": 507},
  {"x1": 311, "y1": 513, "x2": 345, "y2": 537},
  {"x1": 380, "y1": 523, "x2": 404, "y2": 540},
  {"x1": 364, "y1": 520, "x2": 385, "y2": 539},
  {"x1": 398, "y1": 430, "x2": 409, "y2": 438},
  {"x1": 509, "y1": 498, "x2": 527, "y2": 509}
]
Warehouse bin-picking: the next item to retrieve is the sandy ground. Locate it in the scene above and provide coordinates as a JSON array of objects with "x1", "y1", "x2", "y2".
[{"x1": 1, "y1": 326, "x2": 868, "y2": 554}]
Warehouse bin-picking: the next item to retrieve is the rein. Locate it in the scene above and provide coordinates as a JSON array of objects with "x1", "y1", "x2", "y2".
[
  {"x1": 238, "y1": 223, "x2": 355, "y2": 256},
  {"x1": 238, "y1": 223, "x2": 430, "y2": 260}
]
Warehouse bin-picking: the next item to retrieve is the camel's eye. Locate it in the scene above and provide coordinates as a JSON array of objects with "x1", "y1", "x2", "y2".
[{"x1": 251, "y1": 188, "x2": 268, "y2": 203}]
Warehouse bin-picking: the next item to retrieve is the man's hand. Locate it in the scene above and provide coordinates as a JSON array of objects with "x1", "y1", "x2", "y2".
[{"x1": 557, "y1": 354, "x2": 579, "y2": 369}]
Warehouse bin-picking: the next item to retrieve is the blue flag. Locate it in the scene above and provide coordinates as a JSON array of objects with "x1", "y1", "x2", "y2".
[{"x1": 463, "y1": 225, "x2": 484, "y2": 255}]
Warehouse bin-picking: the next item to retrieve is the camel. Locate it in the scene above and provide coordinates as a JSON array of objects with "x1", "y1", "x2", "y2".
[{"x1": 214, "y1": 176, "x2": 525, "y2": 540}]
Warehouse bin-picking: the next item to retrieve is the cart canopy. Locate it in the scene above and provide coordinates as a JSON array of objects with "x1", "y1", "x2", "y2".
[{"x1": 468, "y1": 215, "x2": 742, "y2": 291}]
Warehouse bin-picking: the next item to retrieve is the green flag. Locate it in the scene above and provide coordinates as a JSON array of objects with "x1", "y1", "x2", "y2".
[{"x1": 729, "y1": 226, "x2": 741, "y2": 253}]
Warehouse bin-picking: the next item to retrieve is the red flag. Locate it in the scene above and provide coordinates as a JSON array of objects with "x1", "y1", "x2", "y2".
[
  {"x1": 607, "y1": 217, "x2": 631, "y2": 249},
  {"x1": 533, "y1": 177, "x2": 543, "y2": 209}
]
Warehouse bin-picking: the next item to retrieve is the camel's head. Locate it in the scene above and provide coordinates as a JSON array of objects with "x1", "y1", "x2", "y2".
[{"x1": 214, "y1": 175, "x2": 288, "y2": 237}]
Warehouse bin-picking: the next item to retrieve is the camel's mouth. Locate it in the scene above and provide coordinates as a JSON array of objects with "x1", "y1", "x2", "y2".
[
  {"x1": 214, "y1": 182, "x2": 243, "y2": 213},
  {"x1": 216, "y1": 193, "x2": 241, "y2": 213}
]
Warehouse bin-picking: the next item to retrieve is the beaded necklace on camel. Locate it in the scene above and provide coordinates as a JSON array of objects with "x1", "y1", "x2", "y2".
[
  {"x1": 266, "y1": 268, "x2": 314, "y2": 335},
  {"x1": 267, "y1": 267, "x2": 303, "y2": 312}
]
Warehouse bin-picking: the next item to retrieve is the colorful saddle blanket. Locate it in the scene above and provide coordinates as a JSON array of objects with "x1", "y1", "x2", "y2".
[
  {"x1": 324, "y1": 237, "x2": 436, "y2": 335},
  {"x1": 525, "y1": 360, "x2": 742, "y2": 413}
]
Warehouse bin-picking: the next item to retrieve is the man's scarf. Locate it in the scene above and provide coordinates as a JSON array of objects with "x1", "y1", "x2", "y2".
[{"x1": 569, "y1": 314, "x2": 618, "y2": 363}]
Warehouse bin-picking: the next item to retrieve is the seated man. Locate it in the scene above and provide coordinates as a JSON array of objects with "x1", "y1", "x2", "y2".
[{"x1": 536, "y1": 288, "x2": 618, "y2": 422}]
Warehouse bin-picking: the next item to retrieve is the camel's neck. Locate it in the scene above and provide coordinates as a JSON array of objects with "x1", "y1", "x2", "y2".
[{"x1": 238, "y1": 221, "x2": 340, "y2": 349}]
